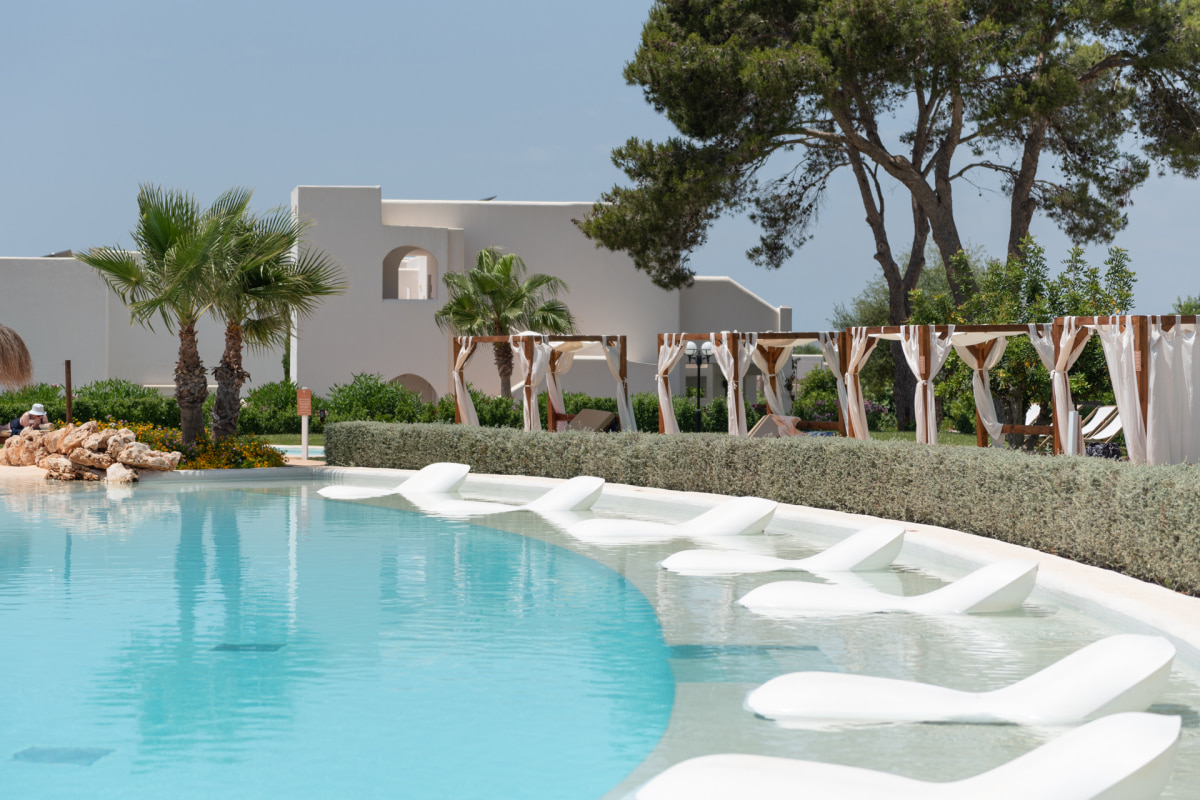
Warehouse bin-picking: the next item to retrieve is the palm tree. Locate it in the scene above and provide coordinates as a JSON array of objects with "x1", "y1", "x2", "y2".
[
  {"x1": 77, "y1": 185, "x2": 251, "y2": 444},
  {"x1": 205, "y1": 204, "x2": 347, "y2": 440},
  {"x1": 435, "y1": 247, "x2": 577, "y2": 399},
  {"x1": 0, "y1": 324, "x2": 33, "y2": 391}
]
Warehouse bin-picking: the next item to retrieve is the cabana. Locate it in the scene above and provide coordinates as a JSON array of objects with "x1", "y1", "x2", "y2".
[
  {"x1": 451, "y1": 333, "x2": 635, "y2": 433},
  {"x1": 1070, "y1": 315, "x2": 1199, "y2": 465},
  {"x1": 859, "y1": 324, "x2": 1070, "y2": 449},
  {"x1": 655, "y1": 331, "x2": 845, "y2": 437}
]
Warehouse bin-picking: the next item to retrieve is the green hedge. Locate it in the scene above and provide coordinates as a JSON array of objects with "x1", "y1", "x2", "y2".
[{"x1": 325, "y1": 421, "x2": 1200, "y2": 596}]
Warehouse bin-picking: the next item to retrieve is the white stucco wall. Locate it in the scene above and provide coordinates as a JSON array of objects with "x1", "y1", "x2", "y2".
[
  {"x1": 680, "y1": 276, "x2": 792, "y2": 334},
  {"x1": 0, "y1": 257, "x2": 281, "y2": 393},
  {"x1": 290, "y1": 187, "x2": 796, "y2": 402}
]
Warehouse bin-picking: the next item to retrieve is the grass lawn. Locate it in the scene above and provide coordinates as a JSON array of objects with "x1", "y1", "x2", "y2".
[
  {"x1": 259, "y1": 433, "x2": 325, "y2": 446},
  {"x1": 870, "y1": 430, "x2": 981, "y2": 447}
]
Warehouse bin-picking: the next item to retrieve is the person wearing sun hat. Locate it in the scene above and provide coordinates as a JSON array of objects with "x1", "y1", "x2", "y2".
[{"x1": 7, "y1": 403, "x2": 50, "y2": 438}]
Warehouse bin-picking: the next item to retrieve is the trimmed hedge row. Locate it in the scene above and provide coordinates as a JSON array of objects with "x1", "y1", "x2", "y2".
[{"x1": 325, "y1": 421, "x2": 1200, "y2": 596}]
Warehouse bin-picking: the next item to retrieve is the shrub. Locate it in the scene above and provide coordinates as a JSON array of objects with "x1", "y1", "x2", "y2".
[
  {"x1": 0, "y1": 383, "x2": 64, "y2": 425},
  {"x1": 325, "y1": 422, "x2": 1200, "y2": 596},
  {"x1": 236, "y1": 380, "x2": 328, "y2": 435},
  {"x1": 94, "y1": 419, "x2": 286, "y2": 469},
  {"x1": 325, "y1": 373, "x2": 426, "y2": 424},
  {"x1": 72, "y1": 379, "x2": 179, "y2": 428}
]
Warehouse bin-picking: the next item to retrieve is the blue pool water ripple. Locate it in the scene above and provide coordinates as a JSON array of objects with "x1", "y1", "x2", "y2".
[{"x1": 0, "y1": 487, "x2": 674, "y2": 799}]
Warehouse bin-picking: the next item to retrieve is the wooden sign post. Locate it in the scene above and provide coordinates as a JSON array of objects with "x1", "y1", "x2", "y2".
[{"x1": 297, "y1": 387, "x2": 312, "y2": 460}]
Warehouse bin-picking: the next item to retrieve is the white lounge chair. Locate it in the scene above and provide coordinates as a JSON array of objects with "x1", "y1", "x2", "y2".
[
  {"x1": 319, "y1": 464, "x2": 604, "y2": 516},
  {"x1": 747, "y1": 634, "x2": 1174, "y2": 726},
  {"x1": 739, "y1": 560, "x2": 1037, "y2": 616},
  {"x1": 659, "y1": 523, "x2": 904, "y2": 575},
  {"x1": 1079, "y1": 406, "x2": 1118, "y2": 439},
  {"x1": 635, "y1": 712, "x2": 1181, "y2": 800},
  {"x1": 403, "y1": 476, "x2": 605, "y2": 517},
  {"x1": 1086, "y1": 413, "x2": 1124, "y2": 444},
  {"x1": 567, "y1": 497, "x2": 777, "y2": 545},
  {"x1": 318, "y1": 462, "x2": 470, "y2": 499}
]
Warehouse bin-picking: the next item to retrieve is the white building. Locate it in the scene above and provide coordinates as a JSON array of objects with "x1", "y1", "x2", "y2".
[{"x1": 2, "y1": 185, "x2": 794, "y2": 404}]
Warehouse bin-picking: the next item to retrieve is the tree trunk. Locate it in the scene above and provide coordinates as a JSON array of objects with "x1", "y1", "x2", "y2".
[
  {"x1": 211, "y1": 322, "x2": 248, "y2": 441},
  {"x1": 493, "y1": 342, "x2": 514, "y2": 399},
  {"x1": 175, "y1": 321, "x2": 208, "y2": 445},
  {"x1": 1007, "y1": 116, "x2": 1050, "y2": 258}
]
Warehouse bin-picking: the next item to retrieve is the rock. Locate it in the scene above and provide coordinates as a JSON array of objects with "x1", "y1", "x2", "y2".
[
  {"x1": 75, "y1": 465, "x2": 106, "y2": 481},
  {"x1": 69, "y1": 447, "x2": 114, "y2": 469},
  {"x1": 59, "y1": 420, "x2": 98, "y2": 455},
  {"x1": 117, "y1": 442, "x2": 180, "y2": 471},
  {"x1": 106, "y1": 429, "x2": 137, "y2": 458},
  {"x1": 41, "y1": 454, "x2": 77, "y2": 480},
  {"x1": 3, "y1": 435, "x2": 19, "y2": 450},
  {"x1": 43, "y1": 424, "x2": 73, "y2": 454},
  {"x1": 0, "y1": 448, "x2": 9, "y2": 467},
  {"x1": 106, "y1": 463, "x2": 140, "y2": 484},
  {"x1": 88, "y1": 428, "x2": 119, "y2": 452},
  {"x1": 15, "y1": 440, "x2": 44, "y2": 467},
  {"x1": 20, "y1": 429, "x2": 46, "y2": 449}
]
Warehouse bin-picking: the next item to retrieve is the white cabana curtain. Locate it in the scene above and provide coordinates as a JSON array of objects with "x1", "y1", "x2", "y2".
[
  {"x1": 1147, "y1": 317, "x2": 1200, "y2": 464},
  {"x1": 816, "y1": 332, "x2": 849, "y2": 432},
  {"x1": 511, "y1": 334, "x2": 552, "y2": 432},
  {"x1": 452, "y1": 337, "x2": 480, "y2": 427},
  {"x1": 952, "y1": 334, "x2": 1008, "y2": 446},
  {"x1": 818, "y1": 329, "x2": 877, "y2": 440},
  {"x1": 899, "y1": 325, "x2": 955, "y2": 444},
  {"x1": 710, "y1": 331, "x2": 758, "y2": 436},
  {"x1": 656, "y1": 334, "x2": 689, "y2": 434},
  {"x1": 1028, "y1": 320, "x2": 1090, "y2": 455},
  {"x1": 751, "y1": 344, "x2": 796, "y2": 416},
  {"x1": 545, "y1": 350, "x2": 575, "y2": 426},
  {"x1": 601, "y1": 339, "x2": 637, "y2": 432},
  {"x1": 1094, "y1": 320, "x2": 1146, "y2": 462}
]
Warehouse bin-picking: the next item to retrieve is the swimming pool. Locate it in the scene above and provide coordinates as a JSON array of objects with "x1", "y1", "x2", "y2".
[
  {"x1": 0, "y1": 482, "x2": 673, "y2": 799},
  {"x1": 3, "y1": 472, "x2": 1200, "y2": 798},
  {"x1": 273, "y1": 445, "x2": 324, "y2": 457}
]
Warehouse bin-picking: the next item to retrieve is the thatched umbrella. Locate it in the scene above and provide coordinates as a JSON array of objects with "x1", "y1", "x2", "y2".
[{"x1": 0, "y1": 323, "x2": 33, "y2": 391}]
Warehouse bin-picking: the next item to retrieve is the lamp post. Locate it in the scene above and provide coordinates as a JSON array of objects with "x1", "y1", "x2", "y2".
[{"x1": 685, "y1": 340, "x2": 715, "y2": 433}]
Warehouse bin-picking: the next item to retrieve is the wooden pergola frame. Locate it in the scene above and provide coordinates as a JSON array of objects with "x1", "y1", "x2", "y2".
[
  {"x1": 853, "y1": 324, "x2": 1063, "y2": 449},
  {"x1": 1064, "y1": 315, "x2": 1198, "y2": 448},
  {"x1": 451, "y1": 333, "x2": 628, "y2": 430},
  {"x1": 654, "y1": 331, "x2": 843, "y2": 434}
]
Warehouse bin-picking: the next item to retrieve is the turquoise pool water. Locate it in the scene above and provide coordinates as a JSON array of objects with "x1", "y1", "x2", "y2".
[
  {"x1": 0, "y1": 485, "x2": 674, "y2": 798},
  {"x1": 273, "y1": 445, "x2": 324, "y2": 457}
]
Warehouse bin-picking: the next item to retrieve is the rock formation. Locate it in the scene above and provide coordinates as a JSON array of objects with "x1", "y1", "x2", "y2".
[{"x1": 0, "y1": 423, "x2": 183, "y2": 483}]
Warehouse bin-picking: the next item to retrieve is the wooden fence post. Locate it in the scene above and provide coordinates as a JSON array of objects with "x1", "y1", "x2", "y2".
[{"x1": 64, "y1": 360, "x2": 72, "y2": 424}]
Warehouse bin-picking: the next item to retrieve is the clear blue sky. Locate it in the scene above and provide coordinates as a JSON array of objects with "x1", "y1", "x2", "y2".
[{"x1": 2, "y1": 0, "x2": 1195, "y2": 323}]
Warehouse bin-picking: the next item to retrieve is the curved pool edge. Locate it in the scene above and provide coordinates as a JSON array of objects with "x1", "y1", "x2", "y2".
[{"x1": 141, "y1": 465, "x2": 1200, "y2": 663}]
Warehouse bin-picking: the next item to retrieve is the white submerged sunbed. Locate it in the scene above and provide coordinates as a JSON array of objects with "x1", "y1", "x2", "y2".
[
  {"x1": 567, "y1": 496, "x2": 778, "y2": 545},
  {"x1": 747, "y1": 634, "x2": 1175, "y2": 726},
  {"x1": 659, "y1": 523, "x2": 905, "y2": 575},
  {"x1": 739, "y1": 559, "x2": 1038, "y2": 616},
  {"x1": 636, "y1": 712, "x2": 1181, "y2": 800},
  {"x1": 319, "y1": 463, "x2": 604, "y2": 516}
]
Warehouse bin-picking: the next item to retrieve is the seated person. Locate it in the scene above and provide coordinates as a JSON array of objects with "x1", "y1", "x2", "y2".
[{"x1": 8, "y1": 403, "x2": 50, "y2": 437}]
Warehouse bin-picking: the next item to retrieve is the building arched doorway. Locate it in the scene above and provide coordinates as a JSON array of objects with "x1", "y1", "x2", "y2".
[
  {"x1": 390, "y1": 373, "x2": 438, "y2": 403},
  {"x1": 382, "y1": 246, "x2": 438, "y2": 300}
]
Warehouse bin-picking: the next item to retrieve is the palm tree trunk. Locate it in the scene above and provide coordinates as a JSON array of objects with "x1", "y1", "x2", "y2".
[
  {"x1": 175, "y1": 321, "x2": 208, "y2": 444},
  {"x1": 493, "y1": 342, "x2": 514, "y2": 399},
  {"x1": 212, "y1": 322, "x2": 248, "y2": 441}
]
